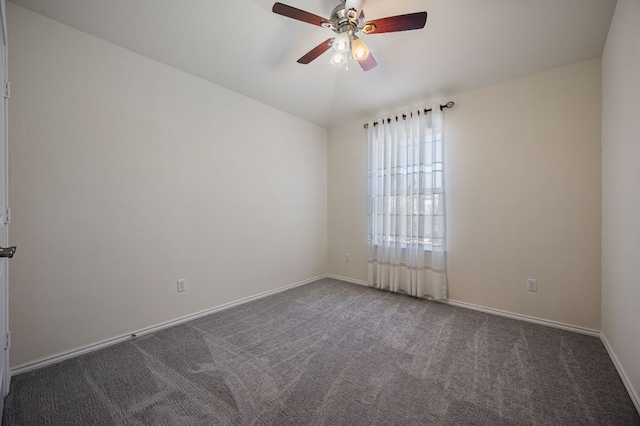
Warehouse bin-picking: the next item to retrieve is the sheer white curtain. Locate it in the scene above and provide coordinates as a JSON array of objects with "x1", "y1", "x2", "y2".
[{"x1": 367, "y1": 106, "x2": 447, "y2": 299}]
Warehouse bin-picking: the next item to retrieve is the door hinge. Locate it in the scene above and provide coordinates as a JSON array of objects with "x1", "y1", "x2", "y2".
[
  {"x1": 4, "y1": 331, "x2": 9, "y2": 350},
  {"x1": 3, "y1": 81, "x2": 9, "y2": 99},
  {"x1": 3, "y1": 207, "x2": 9, "y2": 225}
]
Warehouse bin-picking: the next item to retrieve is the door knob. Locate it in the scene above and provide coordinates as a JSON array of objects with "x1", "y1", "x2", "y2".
[{"x1": 0, "y1": 246, "x2": 16, "y2": 258}]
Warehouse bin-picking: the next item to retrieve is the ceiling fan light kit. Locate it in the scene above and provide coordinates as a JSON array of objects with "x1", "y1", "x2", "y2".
[
  {"x1": 333, "y1": 31, "x2": 351, "y2": 54},
  {"x1": 272, "y1": 1, "x2": 427, "y2": 71},
  {"x1": 330, "y1": 51, "x2": 347, "y2": 67},
  {"x1": 351, "y1": 36, "x2": 370, "y2": 60}
]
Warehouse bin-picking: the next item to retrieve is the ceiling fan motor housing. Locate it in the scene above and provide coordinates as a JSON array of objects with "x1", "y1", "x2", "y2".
[{"x1": 328, "y1": 3, "x2": 365, "y2": 35}]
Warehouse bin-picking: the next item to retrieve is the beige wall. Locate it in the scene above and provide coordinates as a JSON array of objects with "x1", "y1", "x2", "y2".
[
  {"x1": 329, "y1": 58, "x2": 602, "y2": 330},
  {"x1": 7, "y1": 0, "x2": 613, "y2": 374},
  {"x1": 601, "y1": 0, "x2": 640, "y2": 407},
  {"x1": 8, "y1": 4, "x2": 327, "y2": 367},
  {"x1": 327, "y1": 121, "x2": 367, "y2": 283}
]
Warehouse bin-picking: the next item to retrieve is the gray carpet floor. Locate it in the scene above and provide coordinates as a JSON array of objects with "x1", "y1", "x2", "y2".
[{"x1": 2, "y1": 278, "x2": 639, "y2": 425}]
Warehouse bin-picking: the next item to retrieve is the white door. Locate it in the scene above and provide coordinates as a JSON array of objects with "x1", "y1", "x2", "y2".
[{"x1": 0, "y1": 0, "x2": 10, "y2": 417}]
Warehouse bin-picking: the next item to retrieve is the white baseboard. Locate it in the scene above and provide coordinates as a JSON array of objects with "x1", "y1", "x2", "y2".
[
  {"x1": 11, "y1": 275, "x2": 326, "y2": 376},
  {"x1": 11, "y1": 273, "x2": 640, "y2": 417},
  {"x1": 600, "y1": 332, "x2": 640, "y2": 415},
  {"x1": 334, "y1": 274, "x2": 638, "y2": 415},
  {"x1": 442, "y1": 299, "x2": 601, "y2": 337},
  {"x1": 329, "y1": 275, "x2": 600, "y2": 336},
  {"x1": 326, "y1": 274, "x2": 368, "y2": 286}
]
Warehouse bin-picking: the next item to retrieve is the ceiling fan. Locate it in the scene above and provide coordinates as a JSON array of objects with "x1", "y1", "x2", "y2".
[{"x1": 272, "y1": 1, "x2": 428, "y2": 71}]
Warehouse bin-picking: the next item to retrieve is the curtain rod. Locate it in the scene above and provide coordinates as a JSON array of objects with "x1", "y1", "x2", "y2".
[{"x1": 363, "y1": 101, "x2": 455, "y2": 129}]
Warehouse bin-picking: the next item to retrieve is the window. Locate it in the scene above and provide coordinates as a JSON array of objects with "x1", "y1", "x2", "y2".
[{"x1": 367, "y1": 111, "x2": 445, "y2": 251}]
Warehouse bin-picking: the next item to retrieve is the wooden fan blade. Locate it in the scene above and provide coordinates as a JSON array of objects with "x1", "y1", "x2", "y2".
[
  {"x1": 272, "y1": 2, "x2": 330, "y2": 27},
  {"x1": 363, "y1": 12, "x2": 427, "y2": 34},
  {"x1": 297, "y1": 38, "x2": 334, "y2": 64},
  {"x1": 358, "y1": 53, "x2": 377, "y2": 71}
]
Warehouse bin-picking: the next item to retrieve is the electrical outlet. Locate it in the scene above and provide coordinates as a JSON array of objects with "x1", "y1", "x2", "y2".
[
  {"x1": 527, "y1": 279, "x2": 537, "y2": 292},
  {"x1": 345, "y1": 253, "x2": 351, "y2": 263},
  {"x1": 177, "y1": 279, "x2": 187, "y2": 292}
]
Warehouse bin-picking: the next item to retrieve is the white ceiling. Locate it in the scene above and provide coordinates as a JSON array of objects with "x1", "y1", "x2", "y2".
[{"x1": 9, "y1": 0, "x2": 616, "y2": 128}]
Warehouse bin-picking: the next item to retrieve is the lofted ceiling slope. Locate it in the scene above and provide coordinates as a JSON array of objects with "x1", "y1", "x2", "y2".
[{"x1": 9, "y1": 0, "x2": 616, "y2": 128}]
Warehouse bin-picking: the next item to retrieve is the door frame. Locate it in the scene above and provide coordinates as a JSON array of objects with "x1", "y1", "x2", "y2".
[{"x1": 0, "y1": 0, "x2": 9, "y2": 413}]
